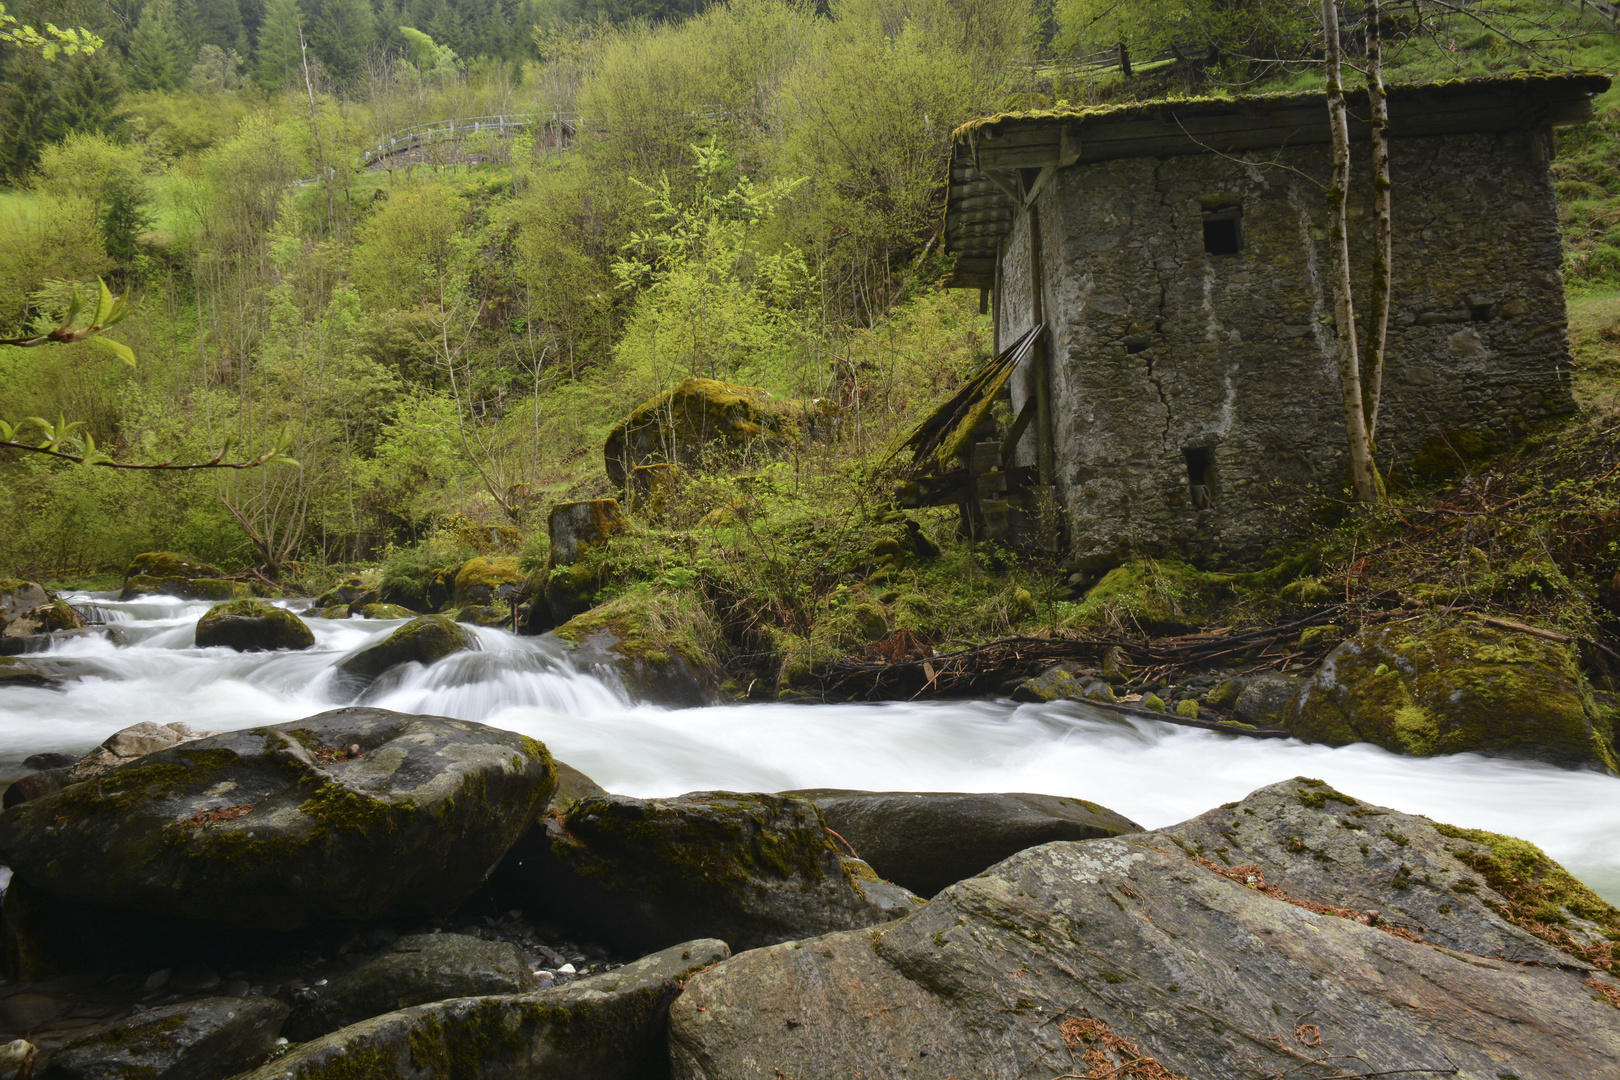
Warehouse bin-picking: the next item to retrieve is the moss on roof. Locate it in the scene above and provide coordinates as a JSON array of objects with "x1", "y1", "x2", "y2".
[{"x1": 952, "y1": 70, "x2": 1612, "y2": 141}]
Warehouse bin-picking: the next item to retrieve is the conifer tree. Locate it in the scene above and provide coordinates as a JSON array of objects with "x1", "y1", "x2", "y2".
[
  {"x1": 127, "y1": 0, "x2": 189, "y2": 90},
  {"x1": 307, "y1": 0, "x2": 372, "y2": 83},
  {"x1": 253, "y1": 0, "x2": 300, "y2": 88},
  {"x1": 195, "y1": 0, "x2": 243, "y2": 51}
]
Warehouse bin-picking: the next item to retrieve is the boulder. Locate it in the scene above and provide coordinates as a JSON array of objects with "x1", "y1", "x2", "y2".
[
  {"x1": 670, "y1": 778, "x2": 1620, "y2": 1079},
  {"x1": 453, "y1": 557, "x2": 521, "y2": 608},
  {"x1": 452, "y1": 605, "x2": 511, "y2": 628},
  {"x1": 551, "y1": 761, "x2": 607, "y2": 809},
  {"x1": 233, "y1": 939, "x2": 728, "y2": 1080},
  {"x1": 336, "y1": 616, "x2": 475, "y2": 684},
  {"x1": 0, "y1": 658, "x2": 61, "y2": 690},
  {"x1": 119, "y1": 553, "x2": 250, "y2": 603},
  {"x1": 1, "y1": 600, "x2": 82, "y2": 637},
  {"x1": 284, "y1": 932, "x2": 536, "y2": 1041},
  {"x1": 0, "y1": 580, "x2": 48, "y2": 624},
  {"x1": 65, "y1": 721, "x2": 218, "y2": 784},
  {"x1": 628, "y1": 463, "x2": 681, "y2": 522},
  {"x1": 1234, "y1": 670, "x2": 1301, "y2": 724},
  {"x1": 604, "y1": 378, "x2": 795, "y2": 489},
  {"x1": 556, "y1": 586, "x2": 721, "y2": 706},
  {"x1": 1010, "y1": 662, "x2": 1088, "y2": 703},
  {"x1": 194, "y1": 600, "x2": 315, "y2": 652},
  {"x1": 1285, "y1": 622, "x2": 1618, "y2": 771},
  {"x1": 357, "y1": 604, "x2": 415, "y2": 620},
  {"x1": 528, "y1": 500, "x2": 626, "y2": 631},
  {"x1": 311, "y1": 576, "x2": 378, "y2": 614},
  {"x1": 1, "y1": 768, "x2": 67, "y2": 808},
  {"x1": 786, "y1": 790, "x2": 1141, "y2": 897},
  {"x1": 0, "y1": 709, "x2": 557, "y2": 932},
  {"x1": 40, "y1": 995, "x2": 288, "y2": 1080},
  {"x1": 492, "y1": 791, "x2": 921, "y2": 955}
]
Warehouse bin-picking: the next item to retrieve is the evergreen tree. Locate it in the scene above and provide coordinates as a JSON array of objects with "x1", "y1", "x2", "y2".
[
  {"x1": 307, "y1": 0, "x2": 372, "y2": 83},
  {"x1": 253, "y1": 0, "x2": 301, "y2": 88},
  {"x1": 128, "y1": 0, "x2": 189, "y2": 90},
  {"x1": 195, "y1": 0, "x2": 243, "y2": 51}
]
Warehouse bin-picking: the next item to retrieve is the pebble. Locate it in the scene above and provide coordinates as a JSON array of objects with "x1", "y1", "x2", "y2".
[{"x1": 556, "y1": 963, "x2": 576, "y2": 975}]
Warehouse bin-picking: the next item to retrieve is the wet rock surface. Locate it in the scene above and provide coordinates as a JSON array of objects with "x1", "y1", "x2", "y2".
[
  {"x1": 0, "y1": 709, "x2": 556, "y2": 932},
  {"x1": 492, "y1": 791, "x2": 921, "y2": 955},
  {"x1": 670, "y1": 778, "x2": 1620, "y2": 1080},
  {"x1": 787, "y1": 789, "x2": 1141, "y2": 897},
  {"x1": 118, "y1": 554, "x2": 250, "y2": 604},
  {"x1": 64, "y1": 722, "x2": 218, "y2": 784},
  {"x1": 194, "y1": 601, "x2": 315, "y2": 653},
  {"x1": 40, "y1": 995, "x2": 288, "y2": 1080},
  {"x1": 234, "y1": 938, "x2": 728, "y2": 1080},
  {"x1": 335, "y1": 616, "x2": 475, "y2": 683}
]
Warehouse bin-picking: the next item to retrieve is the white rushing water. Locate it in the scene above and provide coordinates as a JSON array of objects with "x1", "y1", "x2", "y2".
[{"x1": 6, "y1": 592, "x2": 1620, "y2": 903}]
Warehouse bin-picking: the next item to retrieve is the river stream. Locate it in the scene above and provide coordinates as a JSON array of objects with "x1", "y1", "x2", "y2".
[{"x1": 5, "y1": 592, "x2": 1620, "y2": 903}]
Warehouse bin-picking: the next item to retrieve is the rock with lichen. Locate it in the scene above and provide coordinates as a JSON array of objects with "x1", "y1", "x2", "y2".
[
  {"x1": 669, "y1": 778, "x2": 1620, "y2": 1079},
  {"x1": 491, "y1": 791, "x2": 920, "y2": 955},
  {"x1": 65, "y1": 721, "x2": 219, "y2": 784},
  {"x1": 453, "y1": 557, "x2": 521, "y2": 608},
  {"x1": 194, "y1": 600, "x2": 314, "y2": 652},
  {"x1": 1284, "y1": 622, "x2": 1618, "y2": 772},
  {"x1": 41, "y1": 995, "x2": 289, "y2": 1080},
  {"x1": 232, "y1": 939, "x2": 729, "y2": 1080},
  {"x1": 603, "y1": 377, "x2": 813, "y2": 489},
  {"x1": 555, "y1": 585, "x2": 722, "y2": 706},
  {"x1": 118, "y1": 553, "x2": 251, "y2": 603},
  {"x1": 0, "y1": 709, "x2": 557, "y2": 934},
  {"x1": 337, "y1": 615, "x2": 475, "y2": 684}
]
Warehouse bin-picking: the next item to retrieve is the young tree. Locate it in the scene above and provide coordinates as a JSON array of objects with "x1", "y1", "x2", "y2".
[
  {"x1": 253, "y1": 0, "x2": 300, "y2": 88},
  {"x1": 127, "y1": 0, "x2": 190, "y2": 90}
]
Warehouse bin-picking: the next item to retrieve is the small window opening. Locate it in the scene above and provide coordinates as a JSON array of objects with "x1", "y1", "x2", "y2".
[
  {"x1": 1202, "y1": 207, "x2": 1243, "y2": 256},
  {"x1": 1185, "y1": 447, "x2": 1217, "y2": 509},
  {"x1": 1468, "y1": 302, "x2": 1496, "y2": 323}
]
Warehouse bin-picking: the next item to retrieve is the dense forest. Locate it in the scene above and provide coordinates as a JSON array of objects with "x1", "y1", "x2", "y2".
[{"x1": 6, "y1": 0, "x2": 1620, "y2": 667}]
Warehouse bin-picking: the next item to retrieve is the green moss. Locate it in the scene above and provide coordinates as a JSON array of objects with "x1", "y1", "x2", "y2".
[
  {"x1": 454, "y1": 557, "x2": 520, "y2": 605},
  {"x1": 298, "y1": 783, "x2": 413, "y2": 836},
  {"x1": 1175, "y1": 698, "x2": 1200, "y2": 719},
  {"x1": 1069, "y1": 559, "x2": 1227, "y2": 634},
  {"x1": 1142, "y1": 693, "x2": 1166, "y2": 712}
]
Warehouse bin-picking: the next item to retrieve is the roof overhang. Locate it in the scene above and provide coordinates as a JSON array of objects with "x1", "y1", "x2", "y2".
[{"x1": 945, "y1": 72, "x2": 1611, "y2": 289}]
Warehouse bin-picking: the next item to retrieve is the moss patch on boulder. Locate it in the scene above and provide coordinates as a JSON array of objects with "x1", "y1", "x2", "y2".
[
  {"x1": 454, "y1": 557, "x2": 521, "y2": 608},
  {"x1": 603, "y1": 378, "x2": 803, "y2": 488},
  {"x1": 1285, "y1": 622, "x2": 1618, "y2": 772},
  {"x1": 195, "y1": 600, "x2": 315, "y2": 652},
  {"x1": 1066, "y1": 559, "x2": 1225, "y2": 634},
  {"x1": 120, "y1": 553, "x2": 249, "y2": 603},
  {"x1": 556, "y1": 585, "x2": 722, "y2": 706},
  {"x1": 338, "y1": 616, "x2": 475, "y2": 683}
]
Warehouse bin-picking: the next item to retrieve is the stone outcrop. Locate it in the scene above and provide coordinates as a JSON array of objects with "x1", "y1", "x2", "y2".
[
  {"x1": 669, "y1": 778, "x2": 1620, "y2": 1079},
  {"x1": 284, "y1": 932, "x2": 536, "y2": 1040},
  {"x1": 603, "y1": 378, "x2": 798, "y2": 489},
  {"x1": 336, "y1": 615, "x2": 475, "y2": 683},
  {"x1": 0, "y1": 580, "x2": 48, "y2": 625},
  {"x1": 1285, "y1": 622, "x2": 1618, "y2": 771},
  {"x1": 119, "y1": 553, "x2": 251, "y2": 603},
  {"x1": 493, "y1": 791, "x2": 921, "y2": 955},
  {"x1": 194, "y1": 600, "x2": 315, "y2": 652},
  {"x1": 453, "y1": 557, "x2": 521, "y2": 608},
  {"x1": 520, "y1": 500, "x2": 626, "y2": 633},
  {"x1": 556, "y1": 586, "x2": 721, "y2": 706},
  {"x1": 40, "y1": 996, "x2": 288, "y2": 1080},
  {"x1": 787, "y1": 789, "x2": 1141, "y2": 897},
  {"x1": 0, "y1": 709, "x2": 556, "y2": 932},
  {"x1": 234, "y1": 939, "x2": 729, "y2": 1080}
]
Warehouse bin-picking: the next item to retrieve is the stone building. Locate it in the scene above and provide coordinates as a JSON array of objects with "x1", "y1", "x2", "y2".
[{"x1": 914, "y1": 73, "x2": 1607, "y2": 569}]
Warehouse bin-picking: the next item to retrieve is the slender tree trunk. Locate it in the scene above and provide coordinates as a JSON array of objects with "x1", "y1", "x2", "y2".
[
  {"x1": 1365, "y1": 0, "x2": 1392, "y2": 441},
  {"x1": 1323, "y1": 0, "x2": 1380, "y2": 503}
]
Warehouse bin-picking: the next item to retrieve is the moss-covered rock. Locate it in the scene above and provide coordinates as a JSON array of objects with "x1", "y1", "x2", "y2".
[
  {"x1": 0, "y1": 708, "x2": 557, "y2": 932},
  {"x1": 492, "y1": 791, "x2": 919, "y2": 955},
  {"x1": 454, "y1": 605, "x2": 513, "y2": 628},
  {"x1": 603, "y1": 378, "x2": 798, "y2": 488},
  {"x1": 1285, "y1": 623, "x2": 1618, "y2": 772},
  {"x1": 313, "y1": 575, "x2": 379, "y2": 613},
  {"x1": 358, "y1": 603, "x2": 416, "y2": 620},
  {"x1": 1, "y1": 599, "x2": 83, "y2": 637},
  {"x1": 775, "y1": 595, "x2": 892, "y2": 696},
  {"x1": 337, "y1": 616, "x2": 475, "y2": 683},
  {"x1": 0, "y1": 657, "x2": 62, "y2": 690},
  {"x1": 529, "y1": 500, "x2": 628, "y2": 632},
  {"x1": 119, "y1": 553, "x2": 250, "y2": 603},
  {"x1": 65, "y1": 721, "x2": 217, "y2": 783},
  {"x1": 195, "y1": 600, "x2": 315, "y2": 652},
  {"x1": 1067, "y1": 558, "x2": 1222, "y2": 634},
  {"x1": 42, "y1": 994, "x2": 289, "y2": 1080},
  {"x1": 556, "y1": 586, "x2": 722, "y2": 706},
  {"x1": 231, "y1": 939, "x2": 728, "y2": 1080},
  {"x1": 454, "y1": 557, "x2": 521, "y2": 608},
  {"x1": 1011, "y1": 662, "x2": 1086, "y2": 703},
  {"x1": 0, "y1": 580, "x2": 48, "y2": 630}
]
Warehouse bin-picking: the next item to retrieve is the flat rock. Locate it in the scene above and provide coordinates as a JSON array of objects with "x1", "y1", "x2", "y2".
[
  {"x1": 234, "y1": 939, "x2": 728, "y2": 1080},
  {"x1": 285, "y1": 932, "x2": 536, "y2": 1040},
  {"x1": 786, "y1": 789, "x2": 1141, "y2": 897},
  {"x1": 669, "y1": 778, "x2": 1620, "y2": 1080},
  {"x1": 0, "y1": 709, "x2": 556, "y2": 932},
  {"x1": 493, "y1": 791, "x2": 921, "y2": 955},
  {"x1": 40, "y1": 995, "x2": 288, "y2": 1080}
]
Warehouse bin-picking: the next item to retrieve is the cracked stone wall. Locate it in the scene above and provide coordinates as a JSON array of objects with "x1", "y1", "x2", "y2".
[{"x1": 996, "y1": 129, "x2": 1575, "y2": 569}]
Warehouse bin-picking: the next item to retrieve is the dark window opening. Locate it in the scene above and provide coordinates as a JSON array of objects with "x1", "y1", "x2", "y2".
[
  {"x1": 1185, "y1": 446, "x2": 1217, "y2": 510},
  {"x1": 1202, "y1": 207, "x2": 1243, "y2": 256},
  {"x1": 1124, "y1": 335, "x2": 1151, "y2": 354},
  {"x1": 1468, "y1": 302, "x2": 1496, "y2": 322}
]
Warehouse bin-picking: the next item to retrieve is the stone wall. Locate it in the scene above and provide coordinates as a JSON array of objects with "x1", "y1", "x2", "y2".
[{"x1": 996, "y1": 129, "x2": 1574, "y2": 568}]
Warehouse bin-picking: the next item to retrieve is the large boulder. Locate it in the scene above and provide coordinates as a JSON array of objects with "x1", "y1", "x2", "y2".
[
  {"x1": 336, "y1": 616, "x2": 475, "y2": 683},
  {"x1": 66, "y1": 721, "x2": 218, "y2": 784},
  {"x1": 284, "y1": 932, "x2": 536, "y2": 1041},
  {"x1": 669, "y1": 778, "x2": 1620, "y2": 1079},
  {"x1": 40, "y1": 995, "x2": 288, "y2": 1080},
  {"x1": 233, "y1": 938, "x2": 728, "y2": 1080},
  {"x1": 603, "y1": 378, "x2": 797, "y2": 489},
  {"x1": 556, "y1": 585, "x2": 721, "y2": 706},
  {"x1": 1, "y1": 600, "x2": 82, "y2": 638},
  {"x1": 492, "y1": 791, "x2": 921, "y2": 955},
  {"x1": 453, "y1": 557, "x2": 521, "y2": 608},
  {"x1": 0, "y1": 709, "x2": 556, "y2": 932},
  {"x1": 1285, "y1": 622, "x2": 1618, "y2": 771},
  {"x1": 0, "y1": 580, "x2": 48, "y2": 624},
  {"x1": 194, "y1": 600, "x2": 315, "y2": 652},
  {"x1": 312, "y1": 576, "x2": 379, "y2": 614},
  {"x1": 119, "y1": 553, "x2": 251, "y2": 603},
  {"x1": 786, "y1": 789, "x2": 1141, "y2": 897},
  {"x1": 521, "y1": 500, "x2": 626, "y2": 633}
]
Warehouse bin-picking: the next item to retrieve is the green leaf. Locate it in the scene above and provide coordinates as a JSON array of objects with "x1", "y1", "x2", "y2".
[
  {"x1": 97, "y1": 337, "x2": 136, "y2": 367},
  {"x1": 93, "y1": 279, "x2": 116, "y2": 327}
]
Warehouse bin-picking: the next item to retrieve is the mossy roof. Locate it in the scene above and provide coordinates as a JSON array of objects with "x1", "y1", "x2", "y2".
[{"x1": 952, "y1": 70, "x2": 1612, "y2": 141}]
